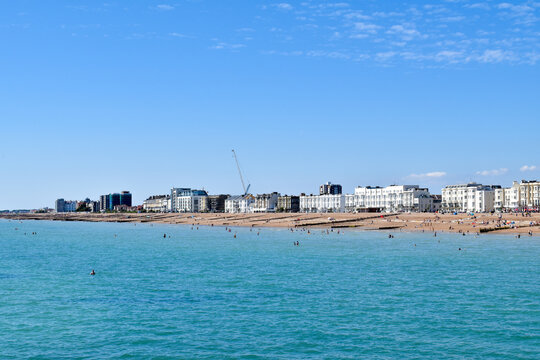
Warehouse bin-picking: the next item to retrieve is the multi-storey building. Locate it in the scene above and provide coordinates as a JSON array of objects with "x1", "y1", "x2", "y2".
[
  {"x1": 170, "y1": 188, "x2": 208, "y2": 212},
  {"x1": 494, "y1": 180, "x2": 540, "y2": 211},
  {"x1": 100, "y1": 191, "x2": 132, "y2": 211},
  {"x1": 277, "y1": 195, "x2": 300, "y2": 213},
  {"x1": 320, "y1": 182, "x2": 342, "y2": 195},
  {"x1": 75, "y1": 198, "x2": 100, "y2": 212},
  {"x1": 225, "y1": 195, "x2": 255, "y2": 213},
  {"x1": 253, "y1": 192, "x2": 280, "y2": 212},
  {"x1": 494, "y1": 185, "x2": 519, "y2": 211},
  {"x1": 55, "y1": 199, "x2": 77, "y2": 213},
  {"x1": 353, "y1": 185, "x2": 433, "y2": 212},
  {"x1": 199, "y1": 195, "x2": 229, "y2": 213},
  {"x1": 143, "y1": 195, "x2": 170, "y2": 212},
  {"x1": 431, "y1": 195, "x2": 442, "y2": 212},
  {"x1": 442, "y1": 183, "x2": 499, "y2": 213},
  {"x1": 517, "y1": 180, "x2": 540, "y2": 209},
  {"x1": 300, "y1": 194, "x2": 345, "y2": 213}
]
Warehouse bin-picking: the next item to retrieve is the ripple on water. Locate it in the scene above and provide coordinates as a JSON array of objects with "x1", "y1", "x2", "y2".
[{"x1": 0, "y1": 220, "x2": 539, "y2": 359}]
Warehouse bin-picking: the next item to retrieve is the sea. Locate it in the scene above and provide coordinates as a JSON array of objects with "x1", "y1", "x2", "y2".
[{"x1": 0, "y1": 219, "x2": 539, "y2": 359}]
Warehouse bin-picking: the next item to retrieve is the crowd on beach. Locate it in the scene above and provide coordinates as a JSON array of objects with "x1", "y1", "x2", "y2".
[{"x1": 2, "y1": 211, "x2": 539, "y2": 236}]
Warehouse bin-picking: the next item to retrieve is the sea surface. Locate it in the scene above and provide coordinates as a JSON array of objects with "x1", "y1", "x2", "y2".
[{"x1": 0, "y1": 219, "x2": 539, "y2": 359}]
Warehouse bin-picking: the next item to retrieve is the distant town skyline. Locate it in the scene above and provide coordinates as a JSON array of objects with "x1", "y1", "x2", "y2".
[{"x1": 1, "y1": 1, "x2": 539, "y2": 209}]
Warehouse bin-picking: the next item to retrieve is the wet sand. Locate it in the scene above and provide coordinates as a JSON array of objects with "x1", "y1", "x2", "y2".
[{"x1": 1, "y1": 212, "x2": 539, "y2": 235}]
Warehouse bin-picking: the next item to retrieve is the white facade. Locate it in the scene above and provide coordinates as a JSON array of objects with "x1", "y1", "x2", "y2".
[
  {"x1": 143, "y1": 196, "x2": 170, "y2": 212},
  {"x1": 517, "y1": 180, "x2": 540, "y2": 209},
  {"x1": 345, "y1": 194, "x2": 355, "y2": 211},
  {"x1": 225, "y1": 195, "x2": 255, "y2": 213},
  {"x1": 170, "y1": 188, "x2": 208, "y2": 213},
  {"x1": 300, "y1": 194, "x2": 345, "y2": 213},
  {"x1": 174, "y1": 195, "x2": 207, "y2": 212},
  {"x1": 495, "y1": 186, "x2": 519, "y2": 210},
  {"x1": 353, "y1": 185, "x2": 433, "y2": 212},
  {"x1": 442, "y1": 183, "x2": 498, "y2": 213},
  {"x1": 253, "y1": 193, "x2": 280, "y2": 212},
  {"x1": 495, "y1": 180, "x2": 540, "y2": 210}
]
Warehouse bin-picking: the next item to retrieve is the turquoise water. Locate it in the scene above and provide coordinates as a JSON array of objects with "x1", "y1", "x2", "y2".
[{"x1": 0, "y1": 220, "x2": 539, "y2": 359}]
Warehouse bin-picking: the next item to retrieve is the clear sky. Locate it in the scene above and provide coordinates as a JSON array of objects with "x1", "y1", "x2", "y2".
[{"x1": 1, "y1": 1, "x2": 539, "y2": 209}]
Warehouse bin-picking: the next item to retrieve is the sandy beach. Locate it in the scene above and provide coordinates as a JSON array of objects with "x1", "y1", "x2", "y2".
[{"x1": 1, "y1": 212, "x2": 539, "y2": 235}]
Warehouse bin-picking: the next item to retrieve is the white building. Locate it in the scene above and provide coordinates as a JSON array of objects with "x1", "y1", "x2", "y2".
[
  {"x1": 353, "y1": 185, "x2": 433, "y2": 212},
  {"x1": 225, "y1": 195, "x2": 255, "y2": 213},
  {"x1": 495, "y1": 180, "x2": 540, "y2": 211},
  {"x1": 143, "y1": 195, "x2": 170, "y2": 212},
  {"x1": 300, "y1": 194, "x2": 345, "y2": 213},
  {"x1": 442, "y1": 183, "x2": 499, "y2": 213},
  {"x1": 345, "y1": 194, "x2": 355, "y2": 212},
  {"x1": 170, "y1": 188, "x2": 208, "y2": 213},
  {"x1": 495, "y1": 186, "x2": 519, "y2": 211},
  {"x1": 253, "y1": 192, "x2": 280, "y2": 212},
  {"x1": 517, "y1": 180, "x2": 540, "y2": 209}
]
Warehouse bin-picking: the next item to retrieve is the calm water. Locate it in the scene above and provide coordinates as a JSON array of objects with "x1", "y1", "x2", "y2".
[{"x1": 0, "y1": 219, "x2": 539, "y2": 359}]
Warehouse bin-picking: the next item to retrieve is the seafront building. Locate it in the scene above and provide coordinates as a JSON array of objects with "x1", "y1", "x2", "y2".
[
  {"x1": 300, "y1": 194, "x2": 346, "y2": 213},
  {"x1": 170, "y1": 188, "x2": 208, "y2": 212},
  {"x1": 50, "y1": 179, "x2": 539, "y2": 215},
  {"x1": 143, "y1": 195, "x2": 170, "y2": 212},
  {"x1": 441, "y1": 183, "x2": 499, "y2": 213},
  {"x1": 516, "y1": 180, "x2": 540, "y2": 209},
  {"x1": 113, "y1": 204, "x2": 138, "y2": 212},
  {"x1": 431, "y1": 195, "x2": 442, "y2": 212},
  {"x1": 55, "y1": 198, "x2": 99, "y2": 213},
  {"x1": 78, "y1": 198, "x2": 100, "y2": 212},
  {"x1": 494, "y1": 180, "x2": 540, "y2": 211},
  {"x1": 352, "y1": 185, "x2": 433, "y2": 212},
  {"x1": 494, "y1": 186, "x2": 518, "y2": 211},
  {"x1": 253, "y1": 193, "x2": 280, "y2": 213},
  {"x1": 199, "y1": 195, "x2": 229, "y2": 213},
  {"x1": 100, "y1": 191, "x2": 132, "y2": 211},
  {"x1": 88, "y1": 200, "x2": 100, "y2": 213},
  {"x1": 277, "y1": 195, "x2": 300, "y2": 213},
  {"x1": 225, "y1": 195, "x2": 255, "y2": 213},
  {"x1": 320, "y1": 182, "x2": 342, "y2": 195},
  {"x1": 55, "y1": 199, "x2": 77, "y2": 213}
]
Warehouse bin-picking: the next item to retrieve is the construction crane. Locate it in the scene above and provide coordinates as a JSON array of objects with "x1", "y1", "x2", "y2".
[{"x1": 232, "y1": 149, "x2": 251, "y2": 196}]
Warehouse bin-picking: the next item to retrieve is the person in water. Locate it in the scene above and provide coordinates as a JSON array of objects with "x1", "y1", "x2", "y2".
[{"x1": 90, "y1": 270, "x2": 95, "y2": 275}]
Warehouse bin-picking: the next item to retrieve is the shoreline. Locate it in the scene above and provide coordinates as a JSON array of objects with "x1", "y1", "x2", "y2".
[{"x1": 1, "y1": 212, "x2": 539, "y2": 236}]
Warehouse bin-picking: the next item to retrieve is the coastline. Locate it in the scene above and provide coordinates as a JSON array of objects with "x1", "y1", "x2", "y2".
[{"x1": 1, "y1": 212, "x2": 539, "y2": 236}]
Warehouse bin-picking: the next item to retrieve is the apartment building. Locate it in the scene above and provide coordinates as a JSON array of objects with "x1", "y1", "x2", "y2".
[
  {"x1": 277, "y1": 195, "x2": 300, "y2": 213},
  {"x1": 143, "y1": 195, "x2": 170, "y2": 212},
  {"x1": 253, "y1": 192, "x2": 280, "y2": 213},
  {"x1": 225, "y1": 195, "x2": 255, "y2": 213},
  {"x1": 170, "y1": 188, "x2": 208, "y2": 213},
  {"x1": 300, "y1": 194, "x2": 345, "y2": 213},
  {"x1": 353, "y1": 185, "x2": 433, "y2": 212},
  {"x1": 442, "y1": 183, "x2": 499, "y2": 213}
]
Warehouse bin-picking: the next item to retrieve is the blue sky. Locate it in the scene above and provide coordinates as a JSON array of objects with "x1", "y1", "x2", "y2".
[{"x1": 1, "y1": 0, "x2": 539, "y2": 209}]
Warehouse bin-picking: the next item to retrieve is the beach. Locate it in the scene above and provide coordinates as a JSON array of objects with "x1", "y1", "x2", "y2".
[{"x1": 2, "y1": 212, "x2": 539, "y2": 235}]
